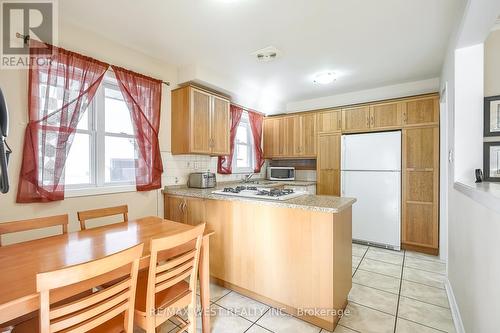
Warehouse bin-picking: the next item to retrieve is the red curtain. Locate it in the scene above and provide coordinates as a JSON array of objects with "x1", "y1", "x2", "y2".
[
  {"x1": 248, "y1": 111, "x2": 265, "y2": 173},
  {"x1": 112, "y1": 66, "x2": 163, "y2": 191},
  {"x1": 218, "y1": 105, "x2": 243, "y2": 174},
  {"x1": 17, "y1": 43, "x2": 108, "y2": 203}
]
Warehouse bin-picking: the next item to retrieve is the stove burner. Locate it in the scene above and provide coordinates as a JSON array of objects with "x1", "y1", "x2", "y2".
[
  {"x1": 257, "y1": 188, "x2": 295, "y2": 197},
  {"x1": 222, "y1": 185, "x2": 259, "y2": 193}
]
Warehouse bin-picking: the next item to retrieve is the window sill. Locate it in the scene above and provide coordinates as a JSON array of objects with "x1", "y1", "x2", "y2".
[
  {"x1": 454, "y1": 180, "x2": 500, "y2": 215},
  {"x1": 65, "y1": 185, "x2": 136, "y2": 198}
]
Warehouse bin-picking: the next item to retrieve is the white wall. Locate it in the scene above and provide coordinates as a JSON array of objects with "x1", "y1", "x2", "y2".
[
  {"x1": 286, "y1": 78, "x2": 440, "y2": 112},
  {"x1": 440, "y1": 0, "x2": 500, "y2": 331},
  {"x1": 453, "y1": 45, "x2": 484, "y2": 182},
  {"x1": 485, "y1": 30, "x2": 500, "y2": 96}
]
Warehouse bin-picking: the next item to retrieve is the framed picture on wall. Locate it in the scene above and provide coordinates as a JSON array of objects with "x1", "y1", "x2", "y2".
[
  {"x1": 484, "y1": 142, "x2": 500, "y2": 182},
  {"x1": 484, "y1": 95, "x2": 500, "y2": 136}
]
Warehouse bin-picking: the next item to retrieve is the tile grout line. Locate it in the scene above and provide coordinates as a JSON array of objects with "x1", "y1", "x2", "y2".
[
  {"x1": 357, "y1": 266, "x2": 446, "y2": 290},
  {"x1": 392, "y1": 249, "x2": 406, "y2": 333},
  {"x1": 396, "y1": 317, "x2": 450, "y2": 333}
]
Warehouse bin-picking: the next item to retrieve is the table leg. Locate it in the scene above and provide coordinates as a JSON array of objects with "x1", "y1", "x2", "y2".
[{"x1": 199, "y1": 236, "x2": 210, "y2": 333}]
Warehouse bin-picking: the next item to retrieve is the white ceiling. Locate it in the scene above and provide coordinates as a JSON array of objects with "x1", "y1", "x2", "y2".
[{"x1": 60, "y1": 0, "x2": 464, "y2": 114}]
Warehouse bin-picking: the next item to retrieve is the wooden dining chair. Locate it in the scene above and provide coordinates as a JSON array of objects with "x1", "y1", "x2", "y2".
[
  {"x1": 0, "y1": 214, "x2": 68, "y2": 246},
  {"x1": 134, "y1": 223, "x2": 206, "y2": 333},
  {"x1": 77, "y1": 205, "x2": 128, "y2": 230},
  {"x1": 11, "y1": 243, "x2": 144, "y2": 333}
]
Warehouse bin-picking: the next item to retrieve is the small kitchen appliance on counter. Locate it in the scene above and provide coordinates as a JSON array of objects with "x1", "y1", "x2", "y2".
[
  {"x1": 188, "y1": 172, "x2": 216, "y2": 189},
  {"x1": 267, "y1": 166, "x2": 295, "y2": 181}
]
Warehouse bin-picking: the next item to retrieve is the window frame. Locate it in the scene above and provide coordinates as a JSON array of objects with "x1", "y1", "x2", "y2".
[
  {"x1": 232, "y1": 112, "x2": 255, "y2": 174},
  {"x1": 64, "y1": 71, "x2": 137, "y2": 197}
]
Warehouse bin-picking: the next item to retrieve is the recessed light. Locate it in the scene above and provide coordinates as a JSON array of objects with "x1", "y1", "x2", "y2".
[{"x1": 313, "y1": 72, "x2": 336, "y2": 85}]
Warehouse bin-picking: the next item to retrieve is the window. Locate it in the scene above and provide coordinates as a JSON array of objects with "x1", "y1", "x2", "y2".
[
  {"x1": 232, "y1": 112, "x2": 254, "y2": 174},
  {"x1": 64, "y1": 71, "x2": 137, "y2": 195}
]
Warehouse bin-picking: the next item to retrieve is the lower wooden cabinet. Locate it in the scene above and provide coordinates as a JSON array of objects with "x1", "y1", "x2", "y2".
[
  {"x1": 317, "y1": 133, "x2": 341, "y2": 196},
  {"x1": 402, "y1": 126, "x2": 439, "y2": 254},
  {"x1": 164, "y1": 194, "x2": 206, "y2": 226}
]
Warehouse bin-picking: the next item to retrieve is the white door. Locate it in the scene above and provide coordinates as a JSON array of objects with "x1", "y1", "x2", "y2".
[
  {"x1": 342, "y1": 131, "x2": 401, "y2": 171},
  {"x1": 342, "y1": 170, "x2": 401, "y2": 249}
]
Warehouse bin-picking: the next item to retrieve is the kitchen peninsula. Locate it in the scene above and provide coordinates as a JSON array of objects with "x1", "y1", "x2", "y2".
[{"x1": 163, "y1": 183, "x2": 356, "y2": 331}]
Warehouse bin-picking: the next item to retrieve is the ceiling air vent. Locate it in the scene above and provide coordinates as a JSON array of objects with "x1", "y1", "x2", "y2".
[{"x1": 252, "y1": 46, "x2": 281, "y2": 62}]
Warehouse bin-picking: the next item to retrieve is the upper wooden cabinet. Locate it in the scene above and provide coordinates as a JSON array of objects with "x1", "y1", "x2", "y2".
[
  {"x1": 341, "y1": 106, "x2": 371, "y2": 132},
  {"x1": 317, "y1": 109, "x2": 341, "y2": 133},
  {"x1": 264, "y1": 114, "x2": 317, "y2": 158},
  {"x1": 171, "y1": 86, "x2": 230, "y2": 156},
  {"x1": 369, "y1": 101, "x2": 403, "y2": 130},
  {"x1": 263, "y1": 117, "x2": 286, "y2": 158},
  {"x1": 402, "y1": 96, "x2": 439, "y2": 127}
]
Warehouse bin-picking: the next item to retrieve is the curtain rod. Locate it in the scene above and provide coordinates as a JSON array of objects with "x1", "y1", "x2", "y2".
[
  {"x1": 16, "y1": 32, "x2": 170, "y2": 86},
  {"x1": 232, "y1": 102, "x2": 266, "y2": 116}
]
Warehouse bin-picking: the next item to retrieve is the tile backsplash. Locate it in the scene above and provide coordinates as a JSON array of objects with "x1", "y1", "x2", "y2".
[
  {"x1": 161, "y1": 152, "x2": 317, "y2": 186},
  {"x1": 161, "y1": 151, "x2": 267, "y2": 186}
]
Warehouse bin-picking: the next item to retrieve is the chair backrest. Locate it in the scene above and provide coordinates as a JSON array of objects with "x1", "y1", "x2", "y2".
[
  {"x1": 144, "y1": 224, "x2": 206, "y2": 318},
  {"x1": 0, "y1": 214, "x2": 69, "y2": 246},
  {"x1": 37, "y1": 243, "x2": 144, "y2": 333},
  {"x1": 77, "y1": 205, "x2": 128, "y2": 230}
]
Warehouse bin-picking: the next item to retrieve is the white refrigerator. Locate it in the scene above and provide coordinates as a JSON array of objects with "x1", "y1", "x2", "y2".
[{"x1": 341, "y1": 131, "x2": 401, "y2": 250}]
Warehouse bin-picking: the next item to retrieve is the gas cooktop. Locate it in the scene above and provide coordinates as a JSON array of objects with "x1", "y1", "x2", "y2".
[{"x1": 212, "y1": 186, "x2": 307, "y2": 201}]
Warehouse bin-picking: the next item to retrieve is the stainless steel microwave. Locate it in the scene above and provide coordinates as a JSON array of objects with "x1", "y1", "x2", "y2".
[{"x1": 267, "y1": 167, "x2": 295, "y2": 181}]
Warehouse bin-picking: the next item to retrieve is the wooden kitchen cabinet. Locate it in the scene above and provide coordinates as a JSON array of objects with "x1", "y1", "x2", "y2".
[
  {"x1": 264, "y1": 114, "x2": 316, "y2": 158},
  {"x1": 171, "y1": 85, "x2": 230, "y2": 156},
  {"x1": 284, "y1": 116, "x2": 301, "y2": 156},
  {"x1": 402, "y1": 96, "x2": 439, "y2": 127},
  {"x1": 317, "y1": 109, "x2": 341, "y2": 133},
  {"x1": 164, "y1": 194, "x2": 206, "y2": 226},
  {"x1": 341, "y1": 106, "x2": 371, "y2": 132},
  {"x1": 402, "y1": 126, "x2": 439, "y2": 254},
  {"x1": 301, "y1": 113, "x2": 317, "y2": 156},
  {"x1": 369, "y1": 101, "x2": 403, "y2": 130},
  {"x1": 317, "y1": 133, "x2": 341, "y2": 196}
]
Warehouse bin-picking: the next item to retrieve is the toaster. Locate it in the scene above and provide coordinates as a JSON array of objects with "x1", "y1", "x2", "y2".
[{"x1": 188, "y1": 172, "x2": 216, "y2": 189}]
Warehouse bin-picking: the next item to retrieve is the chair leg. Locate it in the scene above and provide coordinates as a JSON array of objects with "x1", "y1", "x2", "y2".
[{"x1": 187, "y1": 301, "x2": 196, "y2": 333}]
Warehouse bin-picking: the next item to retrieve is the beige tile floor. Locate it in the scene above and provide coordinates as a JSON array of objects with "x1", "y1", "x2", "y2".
[{"x1": 143, "y1": 243, "x2": 455, "y2": 333}]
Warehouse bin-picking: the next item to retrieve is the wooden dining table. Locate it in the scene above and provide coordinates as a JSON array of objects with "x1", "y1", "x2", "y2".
[{"x1": 0, "y1": 216, "x2": 213, "y2": 333}]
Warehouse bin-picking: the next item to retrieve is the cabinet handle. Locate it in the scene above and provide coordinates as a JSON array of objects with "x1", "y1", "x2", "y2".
[
  {"x1": 182, "y1": 201, "x2": 187, "y2": 213},
  {"x1": 371, "y1": 115, "x2": 375, "y2": 126},
  {"x1": 366, "y1": 117, "x2": 369, "y2": 127},
  {"x1": 178, "y1": 202, "x2": 183, "y2": 213},
  {"x1": 338, "y1": 118, "x2": 341, "y2": 129}
]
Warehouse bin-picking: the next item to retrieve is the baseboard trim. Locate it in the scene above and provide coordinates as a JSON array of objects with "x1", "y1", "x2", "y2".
[{"x1": 445, "y1": 279, "x2": 465, "y2": 333}]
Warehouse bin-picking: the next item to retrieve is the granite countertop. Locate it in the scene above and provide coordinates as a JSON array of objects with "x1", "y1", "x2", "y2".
[{"x1": 163, "y1": 182, "x2": 356, "y2": 213}]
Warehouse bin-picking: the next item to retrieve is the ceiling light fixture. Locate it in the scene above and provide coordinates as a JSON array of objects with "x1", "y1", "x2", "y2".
[
  {"x1": 313, "y1": 72, "x2": 336, "y2": 85},
  {"x1": 252, "y1": 46, "x2": 282, "y2": 62}
]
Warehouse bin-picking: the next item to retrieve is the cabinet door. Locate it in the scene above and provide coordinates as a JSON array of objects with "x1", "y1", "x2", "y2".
[
  {"x1": 211, "y1": 96, "x2": 230, "y2": 155},
  {"x1": 301, "y1": 113, "x2": 317, "y2": 156},
  {"x1": 263, "y1": 118, "x2": 274, "y2": 158},
  {"x1": 316, "y1": 133, "x2": 341, "y2": 196},
  {"x1": 273, "y1": 118, "x2": 286, "y2": 157},
  {"x1": 190, "y1": 89, "x2": 211, "y2": 154},
  {"x1": 317, "y1": 109, "x2": 341, "y2": 133},
  {"x1": 164, "y1": 195, "x2": 187, "y2": 223},
  {"x1": 403, "y1": 96, "x2": 439, "y2": 127},
  {"x1": 402, "y1": 126, "x2": 439, "y2": 253},
  {"x1": 370, "y1": 102, "x2": 402, "y2": 129},
  {"x1": 342, "y1": 106, "x2": 371, "y2": 132},
  {"x1": 284, "y1": 116, "x2": 301, "y2": 156},
  {"x1": 186, "y1": 197, "x2": 206, "y2": 226}
]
